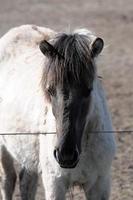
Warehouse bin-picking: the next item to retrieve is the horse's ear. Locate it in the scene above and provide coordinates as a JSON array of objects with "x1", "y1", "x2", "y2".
[
  {"x1": 39, "y1": 40, "x2": 55, "y2": 57},
  {"x1": 91, "y1": 38, "x2": 104, "y2": 57}
]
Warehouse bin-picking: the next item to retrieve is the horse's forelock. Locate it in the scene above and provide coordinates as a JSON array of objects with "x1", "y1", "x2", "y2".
[{"x1": 43, "y1": 31, "x2": 96, "y2": 88}]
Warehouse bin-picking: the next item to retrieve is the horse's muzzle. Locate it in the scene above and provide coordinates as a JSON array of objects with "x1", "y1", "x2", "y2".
[{"x1": 53, "y1": 147, "x2": 79, "y2": 168}]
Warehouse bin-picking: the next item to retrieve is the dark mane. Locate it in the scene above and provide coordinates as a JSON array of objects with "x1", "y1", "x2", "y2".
[{"x1": 42, "y1": 33, "x2": 96, "y2": 87}]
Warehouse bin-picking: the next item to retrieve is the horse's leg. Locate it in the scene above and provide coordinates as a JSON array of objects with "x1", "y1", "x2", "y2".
[
  {"x1": 0, "y1": 146, "x2": 17, "y2": 200},
  {"x1": 83, "y1": 174, "x2": 111, "y2": 200},
  {"x1": 39, "y1": 135, "x2": 69, "y2": 200},
  {"x1": 42, "y1": 172, "x2": 69, "y2": 200},
  {"x1": 19, "y1": 167, "x2": 38, "y2": 200}
]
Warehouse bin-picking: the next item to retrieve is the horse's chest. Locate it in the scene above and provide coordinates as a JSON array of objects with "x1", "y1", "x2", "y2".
[
  {"x1": 69, "y1": 154, "x2": 97, "y2": 184},
  {"x1": 70, "y1": 168, "x2": 89, "y2": 184}
]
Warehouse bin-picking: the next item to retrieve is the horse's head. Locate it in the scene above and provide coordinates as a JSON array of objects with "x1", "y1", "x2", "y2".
[{"x1": 40, "y1": 30, "x2": 104, "y2": 168}]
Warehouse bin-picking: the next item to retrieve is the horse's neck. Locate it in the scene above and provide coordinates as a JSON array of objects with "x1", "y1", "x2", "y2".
[{"x1": 82, "y1": 78, "x2": 113, "y2": 148}]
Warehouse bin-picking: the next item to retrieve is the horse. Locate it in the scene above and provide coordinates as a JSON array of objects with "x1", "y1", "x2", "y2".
[
  {"x1": 0, "y1": 24, "x2": 56, "y2": 200},
  {"x1": 0, "y1": 25, "x2": 116, "y2": 200}
]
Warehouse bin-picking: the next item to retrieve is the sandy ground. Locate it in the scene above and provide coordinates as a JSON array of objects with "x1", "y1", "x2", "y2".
[{"x1": 0, "y1": 0, "x2": 133, "y2": 199}]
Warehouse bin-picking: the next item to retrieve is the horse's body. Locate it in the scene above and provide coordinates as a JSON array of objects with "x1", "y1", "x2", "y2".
[{"x1": 0, "y1": 25, "x2": 116, "y2": 200}]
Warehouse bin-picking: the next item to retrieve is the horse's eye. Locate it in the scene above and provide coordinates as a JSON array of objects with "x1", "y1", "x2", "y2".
[
  {"x1": 47, "y1": 86, "x2": 56, "y2": 96},
  {"x1": 83, "y1": 88, "x2": 92, "y2": 98}
]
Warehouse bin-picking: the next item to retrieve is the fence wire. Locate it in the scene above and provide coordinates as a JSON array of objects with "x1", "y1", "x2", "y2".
[{"x1": 0, "y1": 130, "x2": 133, "y2": 135}]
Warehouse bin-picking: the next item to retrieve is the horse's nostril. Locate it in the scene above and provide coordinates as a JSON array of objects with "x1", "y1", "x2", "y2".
[
  {"x1": 54, "y1": 149, "x2": 56, "y2": 158},
  {"x1": 54, "y1": 147, "x2": 79, "y2": 168},
  {"x1": 76, "y1": 147, "x2": 79, "y2": 157},
  {"x1": 54, "y1": 149, "x2": 60, "y2": 163},
  {"x1": 73, "y1": 147, "x2": 79, "y2": 162}
]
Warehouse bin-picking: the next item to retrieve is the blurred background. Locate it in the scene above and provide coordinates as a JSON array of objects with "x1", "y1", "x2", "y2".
[{"x1": 0, "y1": 0, "x2": 133, "y2": 199}]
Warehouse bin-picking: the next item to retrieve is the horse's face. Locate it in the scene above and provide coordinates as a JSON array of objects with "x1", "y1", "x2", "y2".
[
  {"x1": 48, "y1": 78, "x2": 92, "y2": 168},
  {"x1": 40, "y1": 31, "x2": 104, "y2": 168}
]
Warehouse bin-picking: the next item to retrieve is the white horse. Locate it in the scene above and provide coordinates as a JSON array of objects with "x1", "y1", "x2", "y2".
[
  {"x1": 0, "y1": 24, "x2": 56, "y2": 200},
  {"x1": 0, "y1": 25, "x2": 116, "y2": 200}
]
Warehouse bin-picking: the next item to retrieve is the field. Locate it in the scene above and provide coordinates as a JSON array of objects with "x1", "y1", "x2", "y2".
[{"x1": 0, "y1": 0, "x2": 133, "y2": 199}]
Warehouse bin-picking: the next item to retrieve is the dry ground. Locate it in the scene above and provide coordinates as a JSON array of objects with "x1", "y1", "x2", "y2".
[{"x1": 0, "y1": 0, "x2": 133, "y2": 199}]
